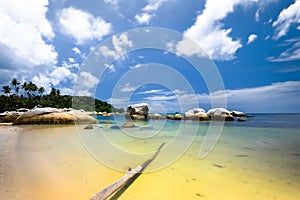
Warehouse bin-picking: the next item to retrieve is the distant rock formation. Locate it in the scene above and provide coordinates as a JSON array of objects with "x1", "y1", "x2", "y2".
[
  {"x1": 230, "y1": 110, "x2": 246, "y2": 117},
  {"x1": 149, "y1": 113, "x2": 164, "y2": 120},
  {"x1": 184, "y1": 108, "x2": 209, "y2": 120},
  {"x1": 125, "y1": 103, "x2": 149, "y2": 120},
  {"x1": 207, "y1": 108, "x2": 234, "y2": 121},
  {"x1": 12, "y1": 107, "x2": 97, "y2": 125}
]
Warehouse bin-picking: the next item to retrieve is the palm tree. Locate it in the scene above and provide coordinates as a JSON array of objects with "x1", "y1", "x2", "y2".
[
  {"x1": 11, "y1": 78, "x2": 20, "y2": 96},
  {"x1": 38, "y1": 87, "x2": 45, "y2": 96},
  {"x1": 22, "y1": 82, "x2": 28, "y2": 97},
  {"x1": 2, "y1": 85, "x2": 11, "y2": 96}
]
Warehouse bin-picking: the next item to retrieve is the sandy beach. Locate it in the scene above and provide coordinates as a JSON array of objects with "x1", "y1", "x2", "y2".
[
  {"x1": 0, "y1": 124, "x2": 20, "y2": 200},
  {"x1": 0, "y1": 120, "x2": 299, "y2": 200}
]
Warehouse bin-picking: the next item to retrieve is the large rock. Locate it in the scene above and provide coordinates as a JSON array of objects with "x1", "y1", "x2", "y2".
[
  {"x1": 207, "y1": 108, "x2": 234, "y2": 121},
  {"x1": 12, "y1": 107, "x2": 98, "y2": 125},
  {"x1": 0, "y1": 112, "x2": 21, "y2": 123},
  {"x1": 184, "y1": 108, "x2": 209, "y2": 121},
  {"x1": 125, "y1": 103, "x2": 149, "y2": 120},
  {"x1": 230, "y1": 110, "x2": 246, "y2": 117}
]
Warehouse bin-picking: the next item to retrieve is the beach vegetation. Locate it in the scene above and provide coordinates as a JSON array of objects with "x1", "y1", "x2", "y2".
[{"x1": 0, "y1": 79, "x2": 124, "y2": 113}]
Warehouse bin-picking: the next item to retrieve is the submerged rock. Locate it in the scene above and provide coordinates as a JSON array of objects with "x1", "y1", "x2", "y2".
[
  {"x1": 237, "y1": 117, "x2": 247, "y2": 122},
  {"x1": 125, "y1": 103, "x2": 149, "y2": 120},
  {"x1": 207, "y1": 108, "x2": 234, "y2": 121},
  {"x1": 122, "y1": 122, "x2": 135, "y2": 128}
]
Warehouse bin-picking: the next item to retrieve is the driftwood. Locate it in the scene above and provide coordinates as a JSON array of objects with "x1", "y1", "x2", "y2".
[{"x1": 89, "y1": 142, "x2": 165, "y2": 200}]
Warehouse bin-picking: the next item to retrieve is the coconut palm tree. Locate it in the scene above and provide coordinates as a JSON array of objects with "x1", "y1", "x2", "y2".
[
  {"x1": 38, "y1": 86, "x2": 45, "y2": 96},
  {"x1": 2, "y1": 85, "x2": 11, "y2": 96},
  {"x1": 11, "y1": 78, "x2": 20, "y2": 96}
]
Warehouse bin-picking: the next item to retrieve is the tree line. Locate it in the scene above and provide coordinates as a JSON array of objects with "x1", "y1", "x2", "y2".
[{"x1": 1, "y1": 78, "x2": 124, "y2": 113}]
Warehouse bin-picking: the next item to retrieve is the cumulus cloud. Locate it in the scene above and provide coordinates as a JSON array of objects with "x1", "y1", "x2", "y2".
[
  {"x1": 32, "y1": 61, "x2": 78, "y2": 93},
  {"x1": 247, "y1": 34, "x2": 258, "y2": 44},
  {"x1": 99, "y1": 33, "x2": 133, "y2": 59},
  {"x1": 74, "y1": 71, "x2": 99, "y2": 96},
  {"x1": 180, "y1": 0, "x2": 245, "y2": 61},
  {"x1": 72, "y1": 47, "x2": 81, "y2": 55},
  {"x1": 58, "y1": 7, "x2": 112, "y2": 44},
  {"x1": 272, "y1": 0, "x2": 300, "y2": 40},
  {"x1": 135, "y1": 13, "x2": 154, "y2": 24},
  {"x1": 0, "y1": 0, "x2": 57, "y2": 67}
]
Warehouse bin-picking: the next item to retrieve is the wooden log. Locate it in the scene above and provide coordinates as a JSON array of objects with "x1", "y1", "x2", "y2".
[{"x1": 89, "y1": 142, "x2": 165, "y2": 200}]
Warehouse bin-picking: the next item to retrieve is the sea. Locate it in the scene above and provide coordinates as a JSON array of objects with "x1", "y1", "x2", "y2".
[{"x1": 14, "y1": 114, "x2": 300, "y2": 200}]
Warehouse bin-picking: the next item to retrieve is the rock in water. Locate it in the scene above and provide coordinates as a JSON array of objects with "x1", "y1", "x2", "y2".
[
  {"x1": 207, "y1": 108, "x2": 234, "y2": 121},
  {"x1": 184, "y1": 108, "x2": 209, "y2": 121},
  {"x1": 237, "y1": 117, "x2": 247, "y2": 122},
  {"x1": 230, "y1": 110, "x2": 246, "y2": 117},
  {"x1": 125, "y1": 103, "x2": 149, "y2": 120},
  {"x1": 174, "y1": 113, "x2": 182, "y2": 120},
  {"x1": 149, "y1": 113, "x2": 164, "y2": 120},
  {"x1": 122, "y1": 122, "x2": 135, "y2": 128}
]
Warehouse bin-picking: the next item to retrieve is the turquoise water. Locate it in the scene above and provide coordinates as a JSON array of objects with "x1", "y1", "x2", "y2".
[{"x1": 15, "y1": 114, "x2": 300, "y2": 199}]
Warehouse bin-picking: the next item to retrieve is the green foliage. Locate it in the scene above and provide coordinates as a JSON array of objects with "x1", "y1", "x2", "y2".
[{"x1": 0, "y1": 79, "x2": 123, "y2": 113}]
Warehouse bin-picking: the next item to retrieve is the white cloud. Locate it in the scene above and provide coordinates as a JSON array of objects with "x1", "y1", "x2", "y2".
[
  {"x1": 268, "y1": 38, "x2": 300, "y2": 62},
  {"x1": 0, "y1": 0, "x2": 57, "y2": 67},
  {"x1": 72, "y1": 47, "x2": 81, "y2": 55},
  {"x1": 144, "y1": 95, "x2": 177, "y2": 101},
  {"x1": 100, "y1": 33, "x2": 133, "y2": 59},
  {"x1": 135, "y1": 13, "x2": 154, "y2": 25},
  {"x1": 104, "y1": 0, "x2": 118, "y2": 5},
  {"x1": 247, "y1": 34, "x2": 258, "y2": 44},
  {"x1": 138, "y1": 89, "x2": 164, "y2": 94},
  {"x1": 74, "y1": 71, "x2": 99, "y2": 96},
  {"x1": 58, "y1": 7, "x2": 112, "y2": 44},
  {"x1": 104, "y1": 63, "x2": 116, "y2": 73},
  {"x1": 130, "y1": 64, "x2": 143, "y2": 69},
  {"x1": 49, "y1": 66, "x2": 73, "y2": 86},
  {"x1": 197, "y1": 81, "x2": 300, "y2": 113},
  {"x1": 180, "y1": 0, "x2": 246, "y2": 60},
  {"x1": 135, "y1": 0, "x2": 169, "y2": 24},
  {"x1": 68, "y1": 57, "x2": 75, "y2": 63},
  {"x1": 32, "y1": 61, "x2": 78, "y2": 93},
  {"x1": 272, "y1": 0, "x2": 300, "y2": 40},
  {"x1": 120, "y1": 83, "x2": 137, "y2": 93},
  {"x1": 112, "y1": 33, "x2": 133, "y2": 55},
  {"x1": 143, "y1": 0, "x2": 169, "y2": 12}
]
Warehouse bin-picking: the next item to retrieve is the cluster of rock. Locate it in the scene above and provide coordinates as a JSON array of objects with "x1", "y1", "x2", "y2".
[
  {"x1": 0, "y1": 107, "x2": 98, "y2": 125},
  {"x1": 125, "y1": 103, "x2": 149, "y2": 120},
  {"x1": 125, "y1": 103, "x2": 248, "y2": 122}
]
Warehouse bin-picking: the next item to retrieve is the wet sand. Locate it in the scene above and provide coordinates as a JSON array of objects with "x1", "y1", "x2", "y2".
[
  {"x1": 0, "y1": 124, "x2": 19, "y2": 200},
  {"x1": 1, "y1": 124, "x2": 300, "y2": 199}
]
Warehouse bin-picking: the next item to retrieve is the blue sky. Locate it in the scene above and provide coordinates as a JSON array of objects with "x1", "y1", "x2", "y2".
[{"x1": 0, "y1": 0, "x2": 300, "y2": 113}]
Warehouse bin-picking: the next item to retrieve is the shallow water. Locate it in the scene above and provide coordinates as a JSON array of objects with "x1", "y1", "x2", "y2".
[{"x1": 14, "y1": 114, "x2": 300, "y2": 200}]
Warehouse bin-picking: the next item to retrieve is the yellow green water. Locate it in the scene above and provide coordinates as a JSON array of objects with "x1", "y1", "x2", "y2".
[{"x1": 14, "y1": 121, "x2": 300, "y2": 200}]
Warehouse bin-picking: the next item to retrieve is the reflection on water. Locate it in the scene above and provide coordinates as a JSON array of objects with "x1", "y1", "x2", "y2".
[{"x1": 14, "y1": 114, "x2": 300, "y2": 200}]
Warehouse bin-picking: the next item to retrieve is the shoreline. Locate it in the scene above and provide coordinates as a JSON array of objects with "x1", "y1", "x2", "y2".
[{"x1": 0, "y1": 124, "x2": 20, "y2": 200}]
